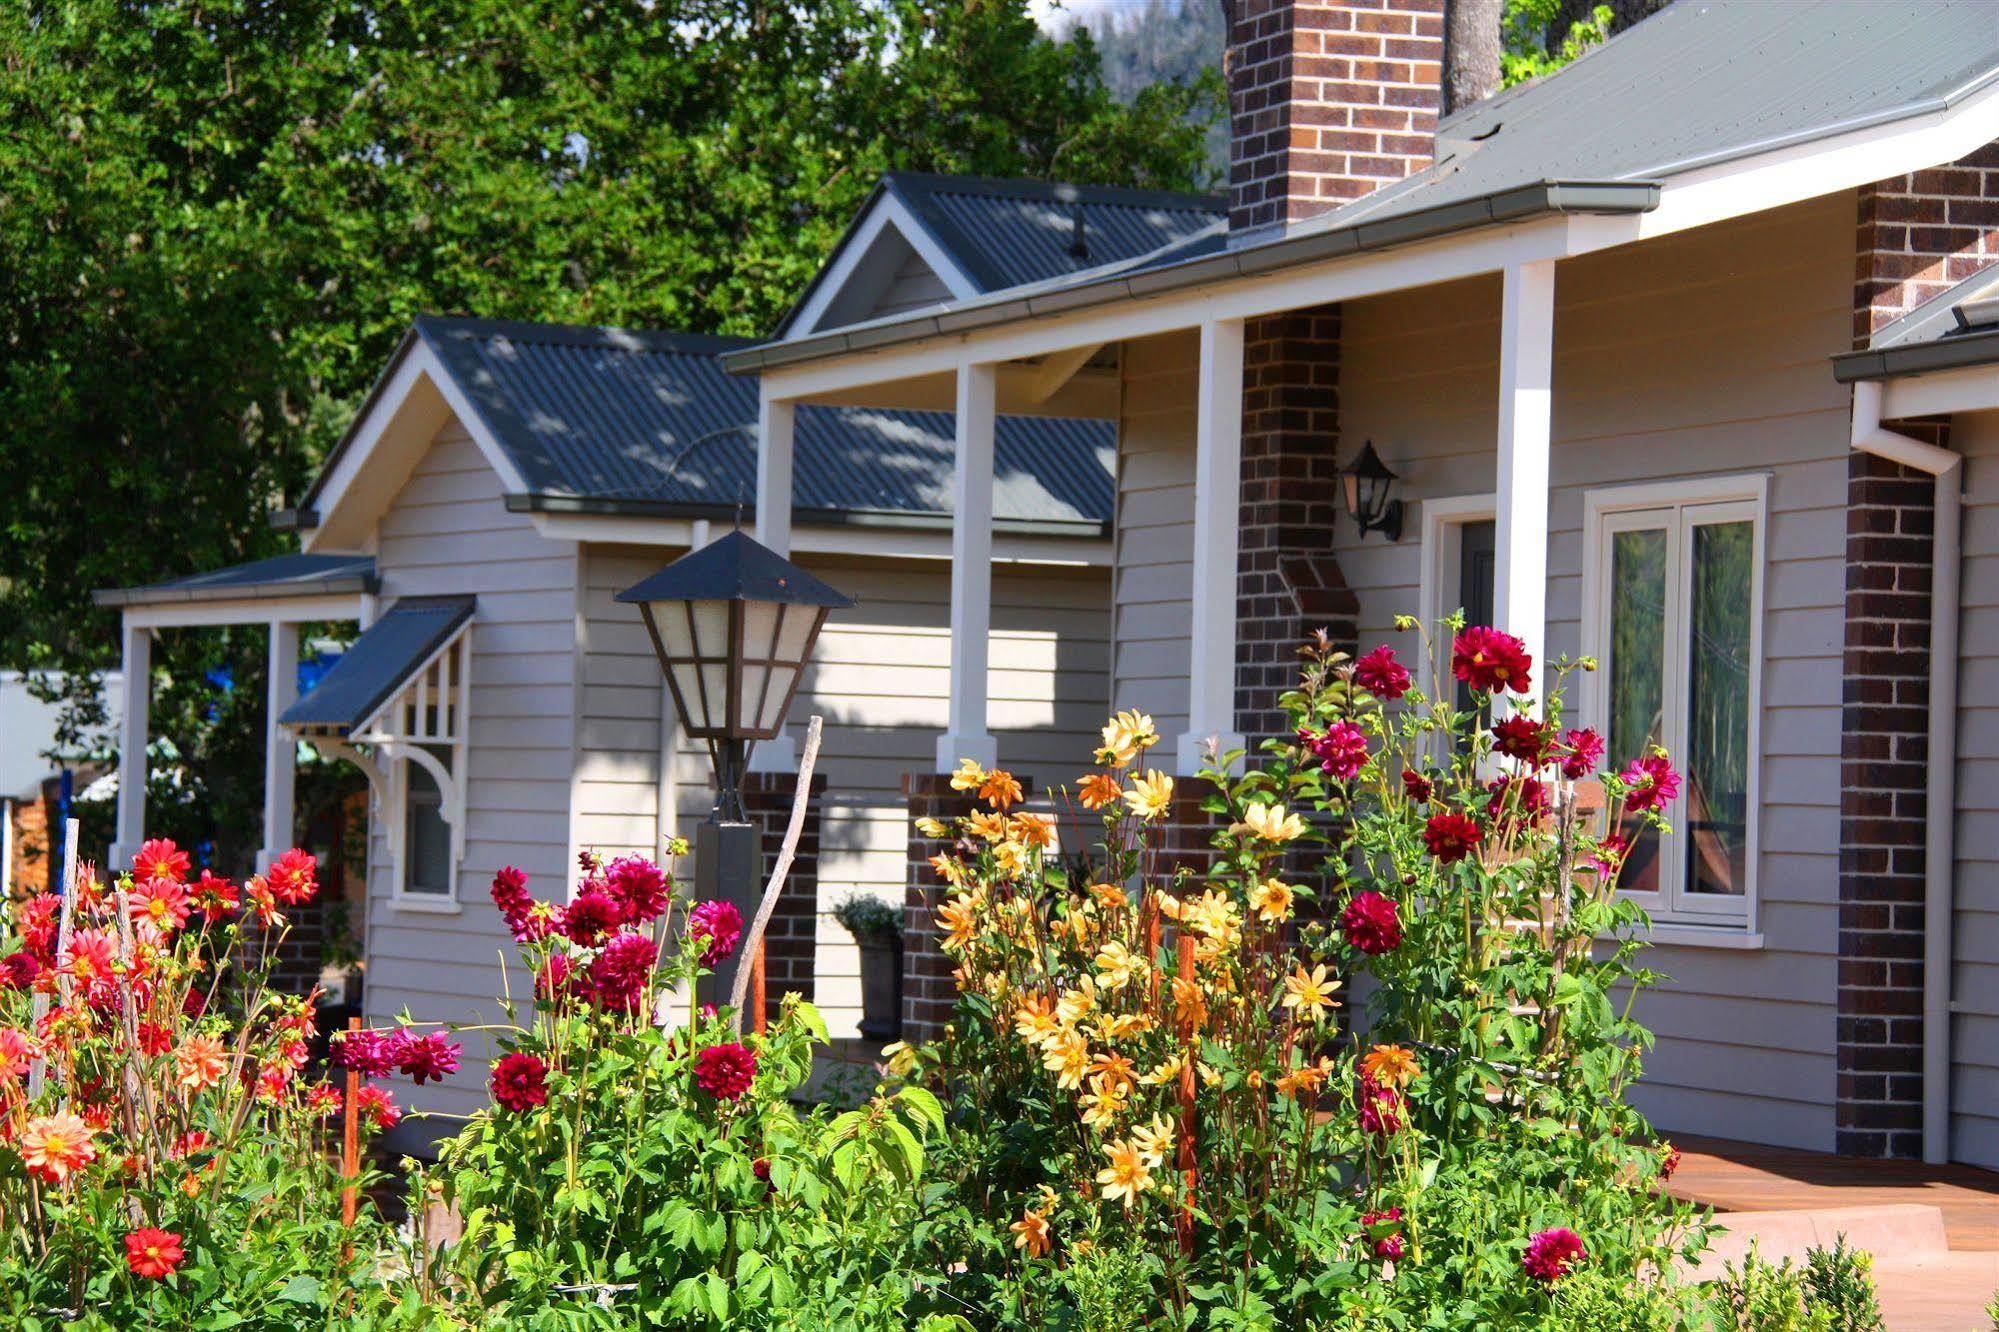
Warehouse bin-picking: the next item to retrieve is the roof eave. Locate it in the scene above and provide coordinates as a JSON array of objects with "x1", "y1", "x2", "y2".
[
  {"x1": 720, "y1": 180, "x2": 1663, "y2": 377},
  {"x1": 504, "y1": 491, "x2": 1110, "y2": 539},
  {"x1": 1832, "y1": 327, "x2": 1999, "y2": 383},
  {"x1": 92, "y1": 572, "x2": 380, "y2": 610}
]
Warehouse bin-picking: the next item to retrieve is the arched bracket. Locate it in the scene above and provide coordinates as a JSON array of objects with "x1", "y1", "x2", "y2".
[{"x1": 359, "y1": 734, "x2": 466, "y2": 870}]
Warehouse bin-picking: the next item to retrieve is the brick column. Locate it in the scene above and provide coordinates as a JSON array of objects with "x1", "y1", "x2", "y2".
[
  {"x1": 902, "y1": 774, "x2": 976, "y2": 1044},
  {"x1": 1855, "y1": 145, "x2": 1999, "y2": 343},
  {"x1": 741, "y1": 771, "x2": 827, "y2": 1007},
  {"x1": 1836, "y1": 448, "x2": 1939, "y2": 1159},
  {"x1": 1236, "y1": 307, "x2": 1361, "y2": 748}
]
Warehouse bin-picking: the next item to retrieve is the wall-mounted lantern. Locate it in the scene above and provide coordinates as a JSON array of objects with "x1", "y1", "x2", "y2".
[{"x1": 1340, "y1": 440, "x2": 1404, "y2": 541}]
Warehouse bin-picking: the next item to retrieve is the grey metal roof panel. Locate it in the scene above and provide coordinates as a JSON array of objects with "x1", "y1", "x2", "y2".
[
  {"x1": 93, "y1": 554, "x2": 378, "y2": 608},
  {"x1": 1320, "y1": 0, "x2": 1999, "y2": 232},
  {"x1": 280, "y1": 596, "x2": 474, "y2": 732},
  {"x1": 413, "y1": 317, "x2": 1113, "y2": 525}
]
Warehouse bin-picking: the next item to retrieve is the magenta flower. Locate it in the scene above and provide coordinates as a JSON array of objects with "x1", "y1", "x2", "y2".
[
  {"x1": 1353, "y1": 645, "x2": 1411, "y2": 701},
  {"x1": 590, "y1": 931, "x2": 660, "y2": 1014},
  {"x1": 606, "y1": 856, "x2": 671, "y2": 924},
  {"x1": 1491, "y1": 715, "x2": 1549, "y2": 765},
  {"x1": 490, "y1": 1052, "x2": 549, "y2": 1113},
  {"x1": 1621, "y1": 753, "x2": 1681, "y2": 812},
  {"x1": 1559, "y1": 727, "x2": 1606, "y2": 780},
  {"x1": 688, "y1": 900, "x2": 743, "y2": 967},
  {"x1": 490, "y1": 865, "x2": 532, "y2": 919},
  {"x1": 393, "y1": 1030, "x2": 462, "y2": 1086},
  {"x1": 334, "y1": 1028, "x2": 397, "y2": 1077},
  {"x1": 1340, "y1": 891, "x2": 1403, "y2": 955},
  {"x1": 695, "y1": 1043, "x2": 757, "y2": 1100},
  {"x1": 1523, "y1": 1227, "x2": 1586, "y2": 1282},
  {"x1": 1306, "y1": 720, "x2": 1370, "y2": 781},
  {"x1": 560, "y1": 889, "x2": 623, "y2": 946}
]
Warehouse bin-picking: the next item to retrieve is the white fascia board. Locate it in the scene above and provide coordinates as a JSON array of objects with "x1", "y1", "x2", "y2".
[
  {"x1": 787, "y1": 192, "x2": 982, "y2": 339},
  {"x1": 122, "y1": 593, "x2": 368, "y2": 629},
  {"x1": 1635, "y1": 76, "x2": 1999, "y2": 242},
  {"x1": 528, "y1": 510, "x2": 1109, "y2": 567},
  {"x1": 1882, "y1": 363, "x2": 1999, "y2": 419},
  {"x1": 304, "y1": 341, "x2": 531, "y2": 553},
  {"x1": 755, "y1": 212, "x2": 1599, "y2": 403}
]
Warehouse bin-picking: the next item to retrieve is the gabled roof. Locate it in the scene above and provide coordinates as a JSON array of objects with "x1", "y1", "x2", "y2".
[
  {"x1": 775, "y1": 173, "x2": 1223, "y2": 337},
  {"x1": 93, "y1": 554, "x2": 378, "y2": 609},
  {"x1": 280, "y1": 596, "x2": 474, "y2": 733},
  {"x1": 729, "y1": 0, "x2": 1999, "y2": 375},
  {"x1": 299, "y1": 317, "x2": 1115, "y2": 537}
]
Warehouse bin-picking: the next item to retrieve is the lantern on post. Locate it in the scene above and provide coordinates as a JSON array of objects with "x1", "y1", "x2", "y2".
[
  {"x1": 616, "y1": 529, "x2": 854, "y2": 1000},
  {"x1": 1339, "y1": 440, "x2": 1404, "y2": 541}
]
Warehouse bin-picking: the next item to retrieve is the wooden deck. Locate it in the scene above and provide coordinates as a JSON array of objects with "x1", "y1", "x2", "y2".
[{"x1": 1668, "y1": 1134, "x2": 1999, "y2": 1252}]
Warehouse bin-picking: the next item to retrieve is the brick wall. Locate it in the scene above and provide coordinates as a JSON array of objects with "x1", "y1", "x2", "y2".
[
  {"x1": 901, "y1": 774, "x2": 984, "y2": 1043},
  {"x1": 742, "y1": 771, "x2": 828, "y2": 1007},
  {"x1": 1235, "y1": 307, "x2": 1362, "y2": 746},
  {"x1": 1854, "y1": 144, "x2": 1999, "y2": 343},
  {"x1": 1836, "y1": 449, "x2": 1938, "y2": 1159},
  {"x1": 7, "y1": 795, "x2": 49, "y2": 897},
  {"x1": 1225, "y1": 0, "x2": 1443, "y2": 231}
]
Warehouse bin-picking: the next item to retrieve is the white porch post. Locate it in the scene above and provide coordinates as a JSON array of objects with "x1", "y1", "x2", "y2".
[
  {"x1": 1493, "y1": 261, "x2": 1556, "y2": 710},
  {"x1": 751, "y1": 388, "x2": 799, "y2": 772},
  {"x1": 260, "y1": 620, "x2": 300, "y2": 868},
  {"x1": 754, "y1": 389, "x2": 795, "y2": 560},
  {"x1": 110, "y1": 618, "x2": 151, "y2": 868},
  {"x1": 938, "y1": 361, "x2": 999, "y2": 772},
  {"x1": 1177, "y1": 318, "x2": 1247, "y2": 775}
]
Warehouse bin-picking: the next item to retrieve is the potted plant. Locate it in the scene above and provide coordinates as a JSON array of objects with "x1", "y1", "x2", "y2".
[{"x1": 834, "y1": 894, "x2": 903, "y2": 1040}]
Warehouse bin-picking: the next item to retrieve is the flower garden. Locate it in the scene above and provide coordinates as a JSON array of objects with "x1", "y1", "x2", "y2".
[{"x1": 0, "y1": 620, "x2": 1937, "y2": 1328}]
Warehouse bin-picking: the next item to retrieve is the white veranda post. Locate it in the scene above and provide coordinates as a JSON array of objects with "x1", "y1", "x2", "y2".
[
  {"x1": 938, "y1": 360, "x2": 998, "y2": 773},
  {"x1": 260, "y1": 620, "x2": 300, "y2": 869},
  {"x1": 1494, "y1": 261, "x2": 1556, "y2": 712},
  {"x1": 751, "y1": 388, "x2": 799, "y2": 773},
  {"x1": 110, "y1": 617, "x2": 152, "y2": 868},
  {"x1": 1178, "y1": 318, "x2": 1246, "y2": 776}
]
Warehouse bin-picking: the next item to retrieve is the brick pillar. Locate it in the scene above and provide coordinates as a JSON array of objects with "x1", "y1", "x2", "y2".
[
  {"x1": 902, "y1": 774, "x2": 975, "y2": 1044},
  {"x1": 1855, "y1": 145, "x2": 1999, "y2": 343},
  {"x1": 1836, "y1": 448, "x2": 1938, "y2": 1159},
  {"x1": 1236, "y1": 307, "x2": 1361, "y2": 748},
  {"x1": 8, "y1": 793, "x2": 50, "y2": 896},
  {"x1": 1225, "y1": 0, "x2": 1444, "y2": 231},
  {"x1": 741, "y1": 771, "x2": 828, "y2": 1007},
  {"x1": 267, "y1": 900, "x2": 330, "y2": 996}
]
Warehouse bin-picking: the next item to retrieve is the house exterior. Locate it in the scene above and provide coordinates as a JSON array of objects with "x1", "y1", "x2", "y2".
[
  {"x1": 719, "y1": 0, "x2": 1999, "y2": 1169},
  {"x1": 91, "y1": 172, "x2": 1236, "y2": 1119}
]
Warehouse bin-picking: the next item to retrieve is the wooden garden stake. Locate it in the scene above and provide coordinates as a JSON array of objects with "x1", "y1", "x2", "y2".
[
  {"x1": 341, "y1": 1016, "x2": 361, "y2": 1231},
  {"x1": 1176, "y1": 931, "x2": 1197, "y2": 1257},
  {"x1": 728, "y1": 715, "x2": 824, "y2": 1033},
  {"x1": 750, "y1": 940, "x2": 768, "y2": 1035},
  {"x1": 26, "y1": 817, "x2": 80, "y2": 1102}
]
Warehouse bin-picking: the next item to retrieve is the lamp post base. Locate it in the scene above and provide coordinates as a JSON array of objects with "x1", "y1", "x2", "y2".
[{"x1": 693, "y1": 817, "x2": 763, "y2": 1013}]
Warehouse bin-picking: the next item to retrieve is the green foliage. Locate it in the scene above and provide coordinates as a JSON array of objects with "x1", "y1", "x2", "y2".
[
  {"x1": 1502, "y1": 0, "x2": 1614, "y2": 87},
  {"x1": 1537, "y1": 1269, "x2": 1699, "y2": 1331},
  {"x1": 833, "y1": 894, "x2": 903, "y2": 943},
  {"x1": 1713, "y1": 1247, "x2": 1836, "y2": 1332},
  {"x1": 1803, "y1": 1238, "x2": 1887, "y2": 1332},
  {"x1": 0, "y1": 0, "x2": 1220, "y2": 854}
]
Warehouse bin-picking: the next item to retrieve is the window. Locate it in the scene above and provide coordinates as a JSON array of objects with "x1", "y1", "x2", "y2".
[
  {"x1": 1584, "y1": 480, "x2": 1764, "y2": 927},
  {"x1": 399, "y1": 745, "x2": 455, "y2": 899},
  {"x1": 1418, "y1": 496, "x2": 1497, "y2": 734}
]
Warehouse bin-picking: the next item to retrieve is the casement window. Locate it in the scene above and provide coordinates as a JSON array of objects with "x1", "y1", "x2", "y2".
[
  {"x1": 399, "y1": 744, "x2": 456, "y2": 899},
  {"x1": 1582, "y1": 478, "x2": 1765, "y2": 929},
  {"x1": 1418, "y1": 495, "x2": 1498, "y2": 729}
]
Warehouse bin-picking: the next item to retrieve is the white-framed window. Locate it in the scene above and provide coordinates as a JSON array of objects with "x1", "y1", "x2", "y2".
[
  {"x1": 1582, "y1": 476, "x2": 1766, "y2": 929},
  {"x1": 1419, "y1": 494, "x2": 1498, "y2": 733},
  {"x1": 398, "y1": 744, "x2": 455, "y2": 900}
]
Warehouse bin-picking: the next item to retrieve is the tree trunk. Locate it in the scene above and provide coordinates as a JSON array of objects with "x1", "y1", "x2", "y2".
[{"x1": 1443, "y1": 0, "x2": 1503, "y2": 117}]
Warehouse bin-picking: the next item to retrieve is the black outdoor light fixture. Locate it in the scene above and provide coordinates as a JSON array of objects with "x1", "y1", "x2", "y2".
[
  {"x1": 616, "y1": 529, "x2": 853, "y2": 998},
  {"x1": 1341, "y1": 440, "x2": 1404, "y2": 541}
]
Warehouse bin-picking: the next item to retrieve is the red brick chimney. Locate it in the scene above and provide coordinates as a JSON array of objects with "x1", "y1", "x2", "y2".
[{"x1": 1226, "y1": 0, "x2": 1446, "y2": 232}]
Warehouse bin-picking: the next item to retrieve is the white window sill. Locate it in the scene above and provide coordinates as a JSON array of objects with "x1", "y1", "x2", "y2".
[
  {"x1": 1609, "y1": 921, "x2": 1764, "y2": 951},
  {"x1": 389, "y1": 894, "x2": 463, "y2": 916}
]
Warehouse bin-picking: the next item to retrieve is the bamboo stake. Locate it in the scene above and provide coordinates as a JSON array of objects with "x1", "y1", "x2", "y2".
[
  {"x1": 341, "y1": 1016, "x2": 361, "y2": 1233},
  {"x1": 1175, "y1": 931, "x2": 1197, "y2": 1257},
  {"x1": 728, "y1": 716, "x2": 824, "y2": 1033}
]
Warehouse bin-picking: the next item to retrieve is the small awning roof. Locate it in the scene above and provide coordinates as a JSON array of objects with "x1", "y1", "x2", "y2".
[
  {"x1": 280, "y1": 596, "x2": 473, "y2": 734},
  {"x1": 93, "y1": 553, "x2": 377, "y2": 608}
]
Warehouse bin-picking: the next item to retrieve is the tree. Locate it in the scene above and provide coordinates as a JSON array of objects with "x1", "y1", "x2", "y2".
[
  {"x1": 0, "y1": 0, "x2": 1220, "y2": 856},
  {"x1": 1445, "y1": 0, "x2": 1504, "y2": 115}
]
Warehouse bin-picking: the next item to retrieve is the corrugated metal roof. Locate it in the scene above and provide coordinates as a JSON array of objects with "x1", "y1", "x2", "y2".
[
  {"x1": 418, "y1": 317, "x2": 1112, "y2": 526},
  {"x1": 280, "y1": 596, "x2": 474, "y2": 733},
  {"x1": 1333, "y1": 0, "x2": 1999, "y2": 229},
  {"x1": 887, "y1": 174, "x2": 1224, "y2": 293},
  {"x1": 93, "y1": 554, "x2": 378, "y2": 608}
]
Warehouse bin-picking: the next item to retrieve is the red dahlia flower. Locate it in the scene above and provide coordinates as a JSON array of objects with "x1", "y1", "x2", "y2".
[
  {"x1": 536, "y1": 954, "x2": 579, "y2": 1004},
  {"x1": 590, "y1": 932, "x2": 660, "y2": 1014},
  {"x1": 560, "y1": 889, "x2": 623, "y2": 947},
  {"x1": 1357, "y1": 1078, "x2": 1404, "y2": 1136},
  {"x1": 688, "y1": 900, "x2": 743, "y2": 967},
  {"x1": 18, "y1": 893, "x2": 60, "y2": 958},
  {"x1": 1658, "y1": 1141, "x2": 1681, "y2": 1180},
  {"x1": 266, "y1": 848, "x2": 319, "y2": 905},
  {"x1": 606, "y1": 855, "x2": 671, "y2": 924},
  {"x1": 1422, "y1": 811, "x2": 1483, "y2": 863},
  {"x1": 1559, "y1": 727, "x2": 1606, "y2": 780},
  {"x1": 490, "y1": 1052, "x2": 550, "y2": 1112},
  {"x1": 1522, "y1": 1227, "x2": 1585, "y2": 1282},
  {"x1": 392, "y1": 1030, "x2": 462, "y2": 1086},
  {"x1": 1621, "y1": 753, "x2": 1681, "y2": 813},
  {"x1": 132, "y1": 838, "x2": 191, "y2": 886},
  {"x1": 1340, "y1": 892, "x2": 1403, "y2": 955},
  {"x1": 0, "y1": 951, "x2": 39, "y2": 990},
  {"x1": 125, "y1": 1227, "x2": 185, "y2": 1280},
  {"x1": 1491, "y1": 715, "x2": 1550, "y2": 764},
  {"x1": 1374, "y1": 1234, "x2": 1404, "y2": 1260},
  {"x1": 190, "y1": 870, "x2": 239, "y2": 922},
  {"x1": 1484, "y1": 774, "x2": 1549, "y2": 828},
  {"x1": 1306, "y1": 721, "x2": 1370, "y2": 781},
  {"x1": 334, "y1": 1029, "x2": 396, "y2": 1077},
  {"x1": 305, "y1": 1082, "x2": 343, "y2": 1119},
  {"x1": 1353, "y1": 645, "x2": 1411, "y2": 700},
  {"x1": 1401, "y1": 770, "x2": 1432, "y2": 804},
  {"x1": 695, "y1": 1043, "x2": 757, "y2": 1100},
  {"x1": 355, "y1": 1085, "x2": 401, "y2": 1128},
  {"x1": 490, "y1": 865, "x2": 533, "y2": 920},
  {"x1": 1450, "y1": 627, "x2": 1533, "y2": 696}
]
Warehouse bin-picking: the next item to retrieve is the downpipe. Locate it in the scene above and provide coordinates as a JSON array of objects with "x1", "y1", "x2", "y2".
[{"x1": 1850, "y1": 379, "x2": 1962, "y2": 1167}]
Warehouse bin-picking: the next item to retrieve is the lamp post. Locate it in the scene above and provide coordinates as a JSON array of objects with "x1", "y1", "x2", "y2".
[{"x1": 616, "y1": 529, "x2": 854, "y2": 1002}]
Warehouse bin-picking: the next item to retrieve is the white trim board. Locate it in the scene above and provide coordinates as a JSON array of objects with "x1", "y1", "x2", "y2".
[{"x1": 785, "y1": 191, "x2": 981, "y2": 339}]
